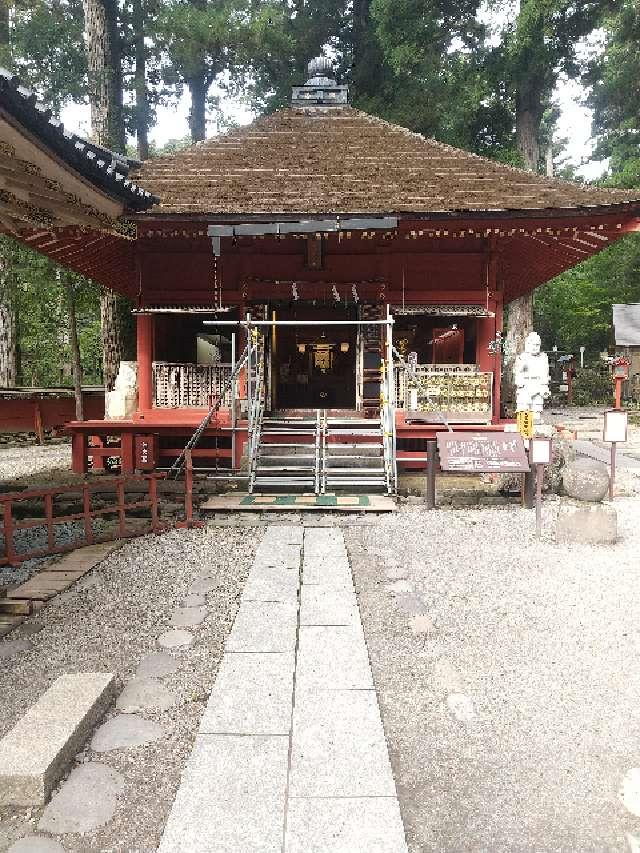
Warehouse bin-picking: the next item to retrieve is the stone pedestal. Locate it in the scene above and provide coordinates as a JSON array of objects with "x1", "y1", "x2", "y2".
[{"x1": 556, "y1": 502, "x2": 617, "y2": 545}]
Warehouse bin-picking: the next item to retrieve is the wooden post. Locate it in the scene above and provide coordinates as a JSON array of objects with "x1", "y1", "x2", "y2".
[
  {"x1": 116, "y1": 480, "x2": 126, "y2": 537},
  {"x1": 34, "y1": 402, "x2": 45, "y2": 444},
  {"x1": 136, "y1": 313, "x2": 154, "y2": 412},
  {"x1": 185, "y1": 449, "x2": 193, "y2": 525},
  {"x1": 2, "y1": 501, "x2": 16, "y2": 565},
  {"x1": 535, "y1": 463, "x2": 543, "y2": 538},
  {"x1": 610, "y1": 441, "x2": 616, "y2": 500},
  {"x1": 44, "y1": 493, "x2": 55, "y2": 551},
  {"x1": 71, "y1": 432, "x2": 89, "y2": 474},
  {"x1": 120, "y1": 433, "x2": 135, "y2": 474},
  {"x1": 149, "y1": 476, "x2": 159, "y2": 533},
  {"x1": 425, "y1": 438, "x2": 437, "y2": 509},
  {"x1": 82, "y1": 483, "x2": 94, "y2": 544}
]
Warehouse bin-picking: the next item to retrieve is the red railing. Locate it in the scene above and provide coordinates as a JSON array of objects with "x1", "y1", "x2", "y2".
[{"x1": 0, "y1": 451, "x2": 197, "y2": 567}]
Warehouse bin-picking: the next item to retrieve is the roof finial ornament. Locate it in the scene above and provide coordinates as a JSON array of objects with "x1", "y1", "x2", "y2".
[{"x1": 292, "y1": 53, "x2": 348, "y2": 107}]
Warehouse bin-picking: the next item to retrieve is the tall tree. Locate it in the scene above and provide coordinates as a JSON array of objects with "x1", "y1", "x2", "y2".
[
  {"x1": 0, "y1": 240, "x2": 18, "y2": 388},
  {"x1": 0, "y1": 8, "x2": 18, "y2": 388},
  {"x1": 83, "y1": 0, "x2": 132, "y2": 388},
  {"x1": 496, "y1": 0, "x2": 611, "y2": 402},
  {"x1": 132, "y1": 0, "x2": 150, "y2": 159}
]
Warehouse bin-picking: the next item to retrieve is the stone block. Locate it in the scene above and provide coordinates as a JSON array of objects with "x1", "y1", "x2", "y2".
[
  {"x1": 0, "y1": 673, "x2": 116, "y2": 806},
  {"x1": 556, "y1": 501, "x2": 617, "y2": 545},
  {"x1": 296, "y1": 626, "x2": 373, "y2": 691}
]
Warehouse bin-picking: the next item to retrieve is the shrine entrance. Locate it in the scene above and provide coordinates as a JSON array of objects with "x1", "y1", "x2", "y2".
[{"x1": 269, "y1": 305, "x2": 358, "y2": 410}]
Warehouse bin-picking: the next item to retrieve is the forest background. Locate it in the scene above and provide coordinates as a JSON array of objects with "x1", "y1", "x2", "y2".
[{"x1": 0, "y1": 0, "x2": 639, "y2": 390}]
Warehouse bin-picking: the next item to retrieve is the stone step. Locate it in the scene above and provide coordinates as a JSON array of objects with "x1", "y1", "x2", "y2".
[{"x1": 0, "y1": 672, "x2": 116, "y2": 806}]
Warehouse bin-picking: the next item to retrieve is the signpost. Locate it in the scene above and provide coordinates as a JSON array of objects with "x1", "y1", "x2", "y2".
[
  {"x1": 603, "y1": 408, "x2": 628, "y2": 500},
  {"x1": 436, "y1": 431, "x2": 530, "y2": 474},
  {"x1": 529, "y1": 436, "x2": 553, "y2": 538}
]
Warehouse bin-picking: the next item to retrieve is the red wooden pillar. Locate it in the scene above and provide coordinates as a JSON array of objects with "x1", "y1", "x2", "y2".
[
  {"x1": 120, "y1": 433, "x2": 135, "y2": 474},
  {"x1": 137, "y1": 314, "x2": 154, "y2": 413},
  {"x1": 71, "y1": 432, "x2": 89, "y2": 474}
]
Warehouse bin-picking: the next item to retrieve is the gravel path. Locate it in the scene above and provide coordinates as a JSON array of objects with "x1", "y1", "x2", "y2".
[
  {"x1": 0, "y1": 524, "x2": 259, "y2": 853},
  {"x1": 0, "y1": 443, "x2": 72, "y2": 485},
  {"x1": 346, "y1": 499, "x2": 640, "y2": 853}
]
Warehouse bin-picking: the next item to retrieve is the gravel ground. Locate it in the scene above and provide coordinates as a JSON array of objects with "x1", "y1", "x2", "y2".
[
  {"x1": 346, "y1": 497, "x2": 640, "y2": 853},
  {"x1": 0, "y1": 443, "x2": 72, "y2": 485},
  {"x1": 0, "y1": 524, "x2": 259, "y2": 853}
]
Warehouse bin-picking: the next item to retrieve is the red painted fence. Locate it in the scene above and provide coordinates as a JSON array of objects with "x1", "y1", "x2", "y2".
[{"x1": 0, "y1": 452, "x2": 197, "y2": 568}]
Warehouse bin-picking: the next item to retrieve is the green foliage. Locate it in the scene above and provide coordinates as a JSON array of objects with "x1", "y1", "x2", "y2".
[
  {"x1": 0, "y1": 237, "x2": 102, "y2": 387},
  {"x1": 535, "y1": 234, "x2": 640, "y2": 357},
  {"x1": 570, "y1": 368, "x2": 612, "y2": 406}
]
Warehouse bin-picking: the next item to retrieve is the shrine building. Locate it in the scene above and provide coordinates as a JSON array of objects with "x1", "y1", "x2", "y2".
[{"x1": 2, "y1": 58, "x2": 640, "y2": 494}]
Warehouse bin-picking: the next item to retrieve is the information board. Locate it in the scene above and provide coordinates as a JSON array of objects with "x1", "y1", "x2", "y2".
[{"x1": 437, "y1": 431, "x2": 530, "y2": 473}]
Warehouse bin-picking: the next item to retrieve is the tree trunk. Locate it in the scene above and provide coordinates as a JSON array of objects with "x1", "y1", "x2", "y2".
[
  {"x1": 187, "y1": 74, "x2": 208, "y2": 142},
  {"x1": 515, "y1": 100, "x2": 540, "y2": 172},
  {"x1": 133, "y1": 0, "x2": 150, "y2": 160},
  {"x1": 84, "y1": 0, "x2": 130, "y2": 390},
  {"x1": 83, "y1": 0, "x2": 126, "y2": 152},
  {"x1": 505, "y1": 80, "x2": 544, "y2": 407},
  {"x1": 0, "y1": 246, "x2": 18, "y2": 388},
  {"x1": 101, "y1": 288, "x2": 127, "y2": 390},
  {"x1": 64, "y1": 275, "x2": 84, "y2": 420}
]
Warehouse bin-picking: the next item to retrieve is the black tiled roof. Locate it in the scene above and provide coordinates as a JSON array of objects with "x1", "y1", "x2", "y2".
[{"x1": 0, "y1": 68, "x2": 158, "y2": 210}]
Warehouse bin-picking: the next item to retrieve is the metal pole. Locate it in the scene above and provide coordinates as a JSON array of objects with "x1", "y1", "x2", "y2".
[
  {"x1": 426, "y1": 438, "x2": 437, "y2": 509},
  {"x1": 610, "y1": 441, "x2": 616, "y2": 500},
  {"x1": 535, "y1": 463, "x2": 543, "y2": 538}
]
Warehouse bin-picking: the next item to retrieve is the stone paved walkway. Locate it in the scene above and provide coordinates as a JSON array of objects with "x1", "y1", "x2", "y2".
[{"x1": 158, "y1": 525, "x2": 407, "y2": 853}]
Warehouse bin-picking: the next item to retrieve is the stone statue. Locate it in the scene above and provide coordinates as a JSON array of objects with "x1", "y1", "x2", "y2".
[{"x1": 514, "y1": 332, "x2": 550, "y2": 421}]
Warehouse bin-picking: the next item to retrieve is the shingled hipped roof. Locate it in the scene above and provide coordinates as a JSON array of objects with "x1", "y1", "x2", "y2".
[
  {"x1": 133, "y1": 106, "x2": 640, "y2": 217},
  {"x1": 0, "y1": 68, "x2": 157, "y2": 210}
]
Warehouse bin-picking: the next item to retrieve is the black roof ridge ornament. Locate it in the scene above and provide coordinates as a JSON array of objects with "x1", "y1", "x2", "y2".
[{"x1": 291, "y1": 55, "x2": 348, "y2": 107}]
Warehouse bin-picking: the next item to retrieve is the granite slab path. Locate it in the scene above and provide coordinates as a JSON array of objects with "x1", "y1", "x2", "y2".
[{"x1": 158, "y1": 524, "x2": 408, "y2": 853}]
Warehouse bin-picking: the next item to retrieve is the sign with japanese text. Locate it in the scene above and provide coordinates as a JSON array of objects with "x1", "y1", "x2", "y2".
[
  {"x1": 516, "y1": 410, "x2": 534, "y2": 439},
  {"x1": 436, "y1": 431, "x2": 530, "y2": 473}
]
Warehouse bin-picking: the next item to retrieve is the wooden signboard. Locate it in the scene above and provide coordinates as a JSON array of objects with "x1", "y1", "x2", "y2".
[{"x1": 437, "y1": 431, "x2": 530, "y2": 473}]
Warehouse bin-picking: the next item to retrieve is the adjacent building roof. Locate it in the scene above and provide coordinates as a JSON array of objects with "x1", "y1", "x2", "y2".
[
  {"x1": 0, "y1": 67, "x2": 157, "y2": 210},
  {"x1": 613, "y1": 304, "x2": 640, "y2": 346},
  {"x1": 133, "y1": 106, "x2": 640, "y2": 217}
]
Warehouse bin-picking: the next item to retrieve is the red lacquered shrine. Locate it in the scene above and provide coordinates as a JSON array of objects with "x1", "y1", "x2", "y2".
[{"x1": 2, "y1": 59, "x2": 640, "y2": 492}]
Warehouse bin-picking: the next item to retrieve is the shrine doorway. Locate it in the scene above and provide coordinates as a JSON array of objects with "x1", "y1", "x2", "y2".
[{"x1": 269, "y1": 304, "x2": 358, "y2": 410}]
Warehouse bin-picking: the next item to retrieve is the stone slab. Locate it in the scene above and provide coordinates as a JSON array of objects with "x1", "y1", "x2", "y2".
[
  {"x1": 299, "y1": 586, "x2": 359, "y2": 626},
  {"x1": 170, "y1": 606, "x2": 208, "y2": 628},
  {"x1": 189, "y1": 577, "x2": 217, "y2": 595},
  {"x1": 8, "y1": 837, "x2": 66, "y2": 853},
  {"x1": 225, "y1": 601, "x2": 298, "y2": 653},
  {"x1": 263, "y1": 525, "x2": 304, "y2": 545},
  {"x1": 116, "y1": 678, "x2": 175, "y2": 713},
  {"x1": 285, "y1": 797, "x2": 408, "y2": 853},
  {"x1": 91, "y1": 713, "x2": 166, "y2": 752},
  {"x1": 0, "y1": 638, "x2": 31, "y2": 659},
  {"x1": 158, "y1": 629, "x2": 193, "y2": 649},
  {"x1": 0, "y1": 673, "x2": 116, "y2": 806},
  {"x1": 302, "y1": 558, "x2": 353, "y2": 587},
  {"x1": 296, "y1": 626, "x2": 373, "y2": 691},
  {"x1": 38, "y1": 762, "x2": 124, "y2": 834},
  {"x1": 158, "y1": 734, "x2": 289, "y2": 853},
  {"x1": 289, "y1": 689, "x2": 396, "y2": 798},
  {"x1": 199, "y1": 652, "x2": 295, "y2": 735},
  {"x1": 135, "y1": 651, "x2": 179, "y2": 679},
  {"x1": 242, "y1": 567, "x2": 300, "y2": 603}
]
